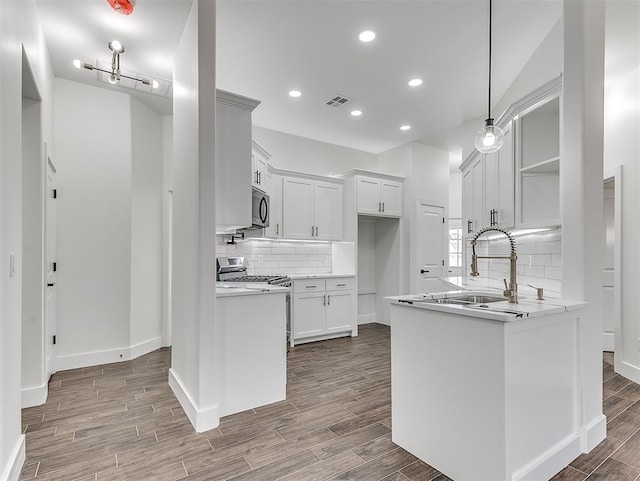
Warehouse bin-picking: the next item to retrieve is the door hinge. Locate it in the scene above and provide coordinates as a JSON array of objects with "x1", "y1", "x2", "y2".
[
  {"x1": 53, "y1": 335, "x2": 56, "y2": 345},
  {"x1": 53, "y1": 262, "x2": 57, "y2": 272},
  {"x1": 52, "y1": 189, "x2": 57, "y2": 199}
]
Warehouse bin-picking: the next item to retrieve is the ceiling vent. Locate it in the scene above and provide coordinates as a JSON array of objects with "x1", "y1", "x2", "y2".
[{"x1": 325, "y1": 95, "x2": 353, "y2": 109}]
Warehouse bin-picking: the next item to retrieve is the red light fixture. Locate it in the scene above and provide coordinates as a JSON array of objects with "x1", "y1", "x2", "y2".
[{"x1": 107, "y1": 0, "x2": 135, "y2": 16}]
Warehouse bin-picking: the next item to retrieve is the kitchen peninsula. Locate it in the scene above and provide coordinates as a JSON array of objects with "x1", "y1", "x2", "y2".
[{"x1": 387, "y1": 291, "x2": 586, "y2": 481}]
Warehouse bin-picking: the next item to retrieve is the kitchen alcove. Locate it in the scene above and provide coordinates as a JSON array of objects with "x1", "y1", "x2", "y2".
[{"x1": 357, "y1": 216, "x2": 401, "y2": 326}]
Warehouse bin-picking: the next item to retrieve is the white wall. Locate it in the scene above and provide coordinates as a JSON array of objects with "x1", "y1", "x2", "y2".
[
  {"x1": 253, "y1": 126, "x2": 377, "y2": 175},
  {"x1": 0, "y1": 1, "x2": 55, "y2": 479},
  {"x1": 53, "y1": 78, "x2": 165, "y2": 369},
  {"x1": 603, "y1": 0, "x2": 640, "y2": 380},
  {"x1": 169, "y1": 0, "x2": 219, "y2": 433},
  {"x1": 130, "y1": 98, "x2": 163, "y2": 352},
  {"x1": 54, "y1": 78, "x2": 132, "y2": 366},
  {"x1": 448, "y1": 171, "x2": 462, "y2": 219}
]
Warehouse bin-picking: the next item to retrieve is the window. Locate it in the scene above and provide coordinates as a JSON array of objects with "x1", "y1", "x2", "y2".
[{"x1": 449, "y1": 219, "x2": 462, "y2": 268}]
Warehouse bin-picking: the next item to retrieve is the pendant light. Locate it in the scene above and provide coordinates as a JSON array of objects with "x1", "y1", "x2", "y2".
[{"x1": 475, "y1": 0, "x2": 505, "y2": 154}]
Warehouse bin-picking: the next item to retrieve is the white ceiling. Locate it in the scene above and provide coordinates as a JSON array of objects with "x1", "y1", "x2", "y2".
[{"x1": 36, "y1": 0, "x2": 562, "y2": 155}]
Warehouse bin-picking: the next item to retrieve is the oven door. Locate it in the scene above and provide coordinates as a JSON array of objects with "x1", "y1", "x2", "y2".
[{"x1": 251, "y1": 188, "x2": 270, "y2": 228}]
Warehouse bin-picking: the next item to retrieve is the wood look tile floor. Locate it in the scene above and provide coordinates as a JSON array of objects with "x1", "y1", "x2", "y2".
[{"x1": 18, "y1": 325, "x2": 640, "y2": 481}]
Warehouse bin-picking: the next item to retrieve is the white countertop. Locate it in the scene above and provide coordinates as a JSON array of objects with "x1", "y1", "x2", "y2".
[
  {"x1": 386, "y1": 290, "x2": 585, "y2": 322},
  {"x1": 289, "y1": 273, "x2": 355, "y2": 280},
  {"x1": 216, "y1": 284, "x2": 290, "y2": 298}
]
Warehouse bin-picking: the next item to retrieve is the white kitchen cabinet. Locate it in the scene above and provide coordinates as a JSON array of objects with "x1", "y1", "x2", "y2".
[
  {"x1": 356, "y1": 176, "x2": 402, "y2": 217},
  {"x1": 264, "y1": 172, "x2": 282, "y2": 238},
  {"x1": 292, "y1": 277, "x2": 356, "y2": 345},
  {"x1": 461, "y1": 153, "x2": 484, "y2": 237},
  {"x1": 282, "y1": 175, "x2": 343, "y2": 240},
  {"x1": 251, "y1": 140, "x2": 270, "y2": 193},
  {"x1": 215, "y1": 90, "x2": 261, "y2": 232},
  {"x1": 484, "y1": 122, "x2": 514, "y2": 230}
]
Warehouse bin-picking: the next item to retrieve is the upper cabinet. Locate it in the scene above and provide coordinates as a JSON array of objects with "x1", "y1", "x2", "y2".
[
  {"x1": 282, "y1": 174, "x2": 343, "y2": 241},
  {"x1": 460, "y1": 76, "x2": 561, "y2": 235},
  {"x1": 251, "y1": 140, "x2": 270, "y2": 193},
  {"x1": 215, "y1": 90, "x2": 261, "y2": 232},
  {"x1": 356, "y1": 175, "x2": 403, "y2": 217}
]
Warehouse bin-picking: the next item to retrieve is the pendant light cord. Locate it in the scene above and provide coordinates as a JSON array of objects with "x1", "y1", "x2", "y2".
[{"x1": 488, "y1": 0, "x2": 493, "y2": 120}]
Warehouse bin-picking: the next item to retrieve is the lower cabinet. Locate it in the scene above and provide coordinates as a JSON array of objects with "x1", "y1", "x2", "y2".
[{"x1": 292, "y1": 277, "x2": 356, "y2": 345}]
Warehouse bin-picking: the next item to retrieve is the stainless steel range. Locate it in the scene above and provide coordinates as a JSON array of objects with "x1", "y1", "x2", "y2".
[{"x1": 216, "y1": 256, "x2": 291, "y2": 287}]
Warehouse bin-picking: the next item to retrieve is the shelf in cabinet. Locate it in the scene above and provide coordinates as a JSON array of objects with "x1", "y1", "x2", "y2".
[{"x1": 520, "y1": 156, "x2": 560, "y2": 175}]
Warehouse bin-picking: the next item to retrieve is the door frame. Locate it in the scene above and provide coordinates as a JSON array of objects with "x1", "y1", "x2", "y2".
[
  {"x1": 45, "y1": 151, "x2": 57, "y2": 378},
  {"x1": 603, "y1": 167, "x2": 622, "y2": 359},
  {"x1": 412, "y1": 198, "x2": 448, "y2": 294}
]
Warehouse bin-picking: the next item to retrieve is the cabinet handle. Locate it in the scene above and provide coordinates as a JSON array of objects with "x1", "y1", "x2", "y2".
[
  {"x1": 378, "y1": 202, "x2": 381, "y2": 212},
  {"x1": 420, "y1": 269, "x2": 429, "y2": 274},
  {"x1": 467, "y1": 220, "x2": 472, "y2": 234},
  {"x1": 315, "y1": 226, "x2": 319, "y2": 236},
  {"x1": 323, "y1": 295, "x2": 326, "y2": 306},
  {"x1": 311, "y1": 225, "x2": 315, "y2": 236},
  {"x1": 337, "y1": 283, "x2": 346, "y2": 287},
  {"x1": 276, "y1": 223, "x2": 279, "y2": 235},
  {"x1": 327, "y1": 294, "x2": 331, "y2": 306},
  {"x1": 306, "y1": 285, "x2": 317, "y2": 288},
  {"x1": 382, "y1": 202, "x2": 385, "y2": 212}
]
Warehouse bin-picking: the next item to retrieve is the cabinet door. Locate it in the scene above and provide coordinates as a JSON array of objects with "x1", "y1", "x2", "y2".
[
  {"x1": 497, "y1": 125, "x2": 514, "y2": 229},
  {"x1": 380, "y1": 181, "x2": 402, "y2": 216},
  {"x1": 462, "y1": 156, "x2": 483, "y2": 236},
  {"x1": 283, "y1": 177, "x2": 314, "y2": 239},
  {"x1": 293, "y1": 293, "x2": 325, "y2": 339},
  {"x1": 314, "y1": 182, "x2": 343, "y2": 240},
  {"x1": 357, "y1": 177, "x2": 382, "y2": 215},
  {"x1": 325, "y1": 291, "x2": 353, "y2": 333},
  {"x1": 484, "y1": 152, "x2": 499, "y2": 227},
  {"x1": 252, "y1": 150, "x2": 268, "y2": 192},
  {"x1": 265, "y1": 174, "x2": 282, "y2": 238}
]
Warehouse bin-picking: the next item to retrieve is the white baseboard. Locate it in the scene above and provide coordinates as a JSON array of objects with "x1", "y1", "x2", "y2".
[
  {"x1": 168, "y1": 368, "x2": 219, "y2": 433},
  {"x1": 22, "y1": 382, "x2": 48, "y2": 408},
  {"x1": 602, "y1": 332, "x2": 615, "y2": 352},
  {"x1": 130, "y1": 337, "x2": 163, "y2": 360},
  {"x1": 358, "y1": 313, "x2": 376, "y2": 325},
  {"x1": 515, "y1": 433, "x2": 581, "y2": 481},
  {"x1": 1, "y1": 434, "x2": 25, "y2": 481},
  {"x1": 56, "y1": 336, "x2": 164, "y2": 371},
  {"x1": 616, "y1": 360, "x2": 640, "y2": 386},
  {"x1": 583, "y1": 414, "x2": 607, "y2": 451}
]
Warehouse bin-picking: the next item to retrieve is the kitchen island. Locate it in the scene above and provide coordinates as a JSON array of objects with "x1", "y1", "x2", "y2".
[
  {"x1": 387, "y1": 291, "x2": 586, "y2": 481},
  {"x1": 216, "y1": 285, "x2": 288, "y2": 416}
]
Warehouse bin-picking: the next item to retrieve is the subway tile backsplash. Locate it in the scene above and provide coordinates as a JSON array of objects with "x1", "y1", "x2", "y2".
[
  {"x1": 216, "y1": 238, "x2": 332, "y2": 275},
  {"x1": 466, "y1": 228, "x2": 562, "y2": 295}
]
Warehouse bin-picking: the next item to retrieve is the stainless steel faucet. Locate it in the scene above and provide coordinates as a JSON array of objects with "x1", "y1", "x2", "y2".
[{"x1": 470, "y1": 227, "x2": 518, "y2": 303}]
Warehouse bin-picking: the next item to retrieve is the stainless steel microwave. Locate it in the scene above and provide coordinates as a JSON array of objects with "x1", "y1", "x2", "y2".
[{"x1": 251, "y1": 188, "x2": 269, "y2": 229}]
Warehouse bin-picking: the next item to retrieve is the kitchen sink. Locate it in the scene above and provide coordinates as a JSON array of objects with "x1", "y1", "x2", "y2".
[{"x1": 419, "y1": 294, "x2": 505, "y2": 305}]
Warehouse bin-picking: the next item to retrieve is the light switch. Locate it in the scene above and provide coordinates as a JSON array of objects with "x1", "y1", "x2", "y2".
[{"x1": 9, "y1": 254, "x2": 15, "y2": 278}]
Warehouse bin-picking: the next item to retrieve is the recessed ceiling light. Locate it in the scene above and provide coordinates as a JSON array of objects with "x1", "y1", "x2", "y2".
[
  {"x1": 408, "y1": 78, "x2": 423, "y2": 87},
  {"x1": 152, "y1": 80, "x2": 159, "y2": 89},
  {"x1": 359, "y1": 30, "x2": 376, "y2": 42},
  {"x1": 289, "y1": 90, "x2": 302, "y2": 98},
  {"x1": 400, "y1": 125, "x2": 411, "y2": 131},
  {"x1": 73, "y1": 59, "x2": 82, "y2": 69},
  {"x1": 350, "y1": 110, "x2": 363, "y2": 117}
]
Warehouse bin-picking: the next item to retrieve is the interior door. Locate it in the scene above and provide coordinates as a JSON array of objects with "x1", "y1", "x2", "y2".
[
  {"x1": 46, "y1": 157, "x2": 57, "y2": 376},
  {"x1": 416, "y1": 203, "x2": 446, "y2": 290}
]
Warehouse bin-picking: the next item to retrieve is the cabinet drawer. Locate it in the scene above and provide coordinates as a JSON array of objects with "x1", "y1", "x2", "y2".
[
  {"x1": 293, "y1": 279, "x2": 326, "y2": 293},
  {"x1": 326, "y1": 278, "x2": 355, "y2": 291}
]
